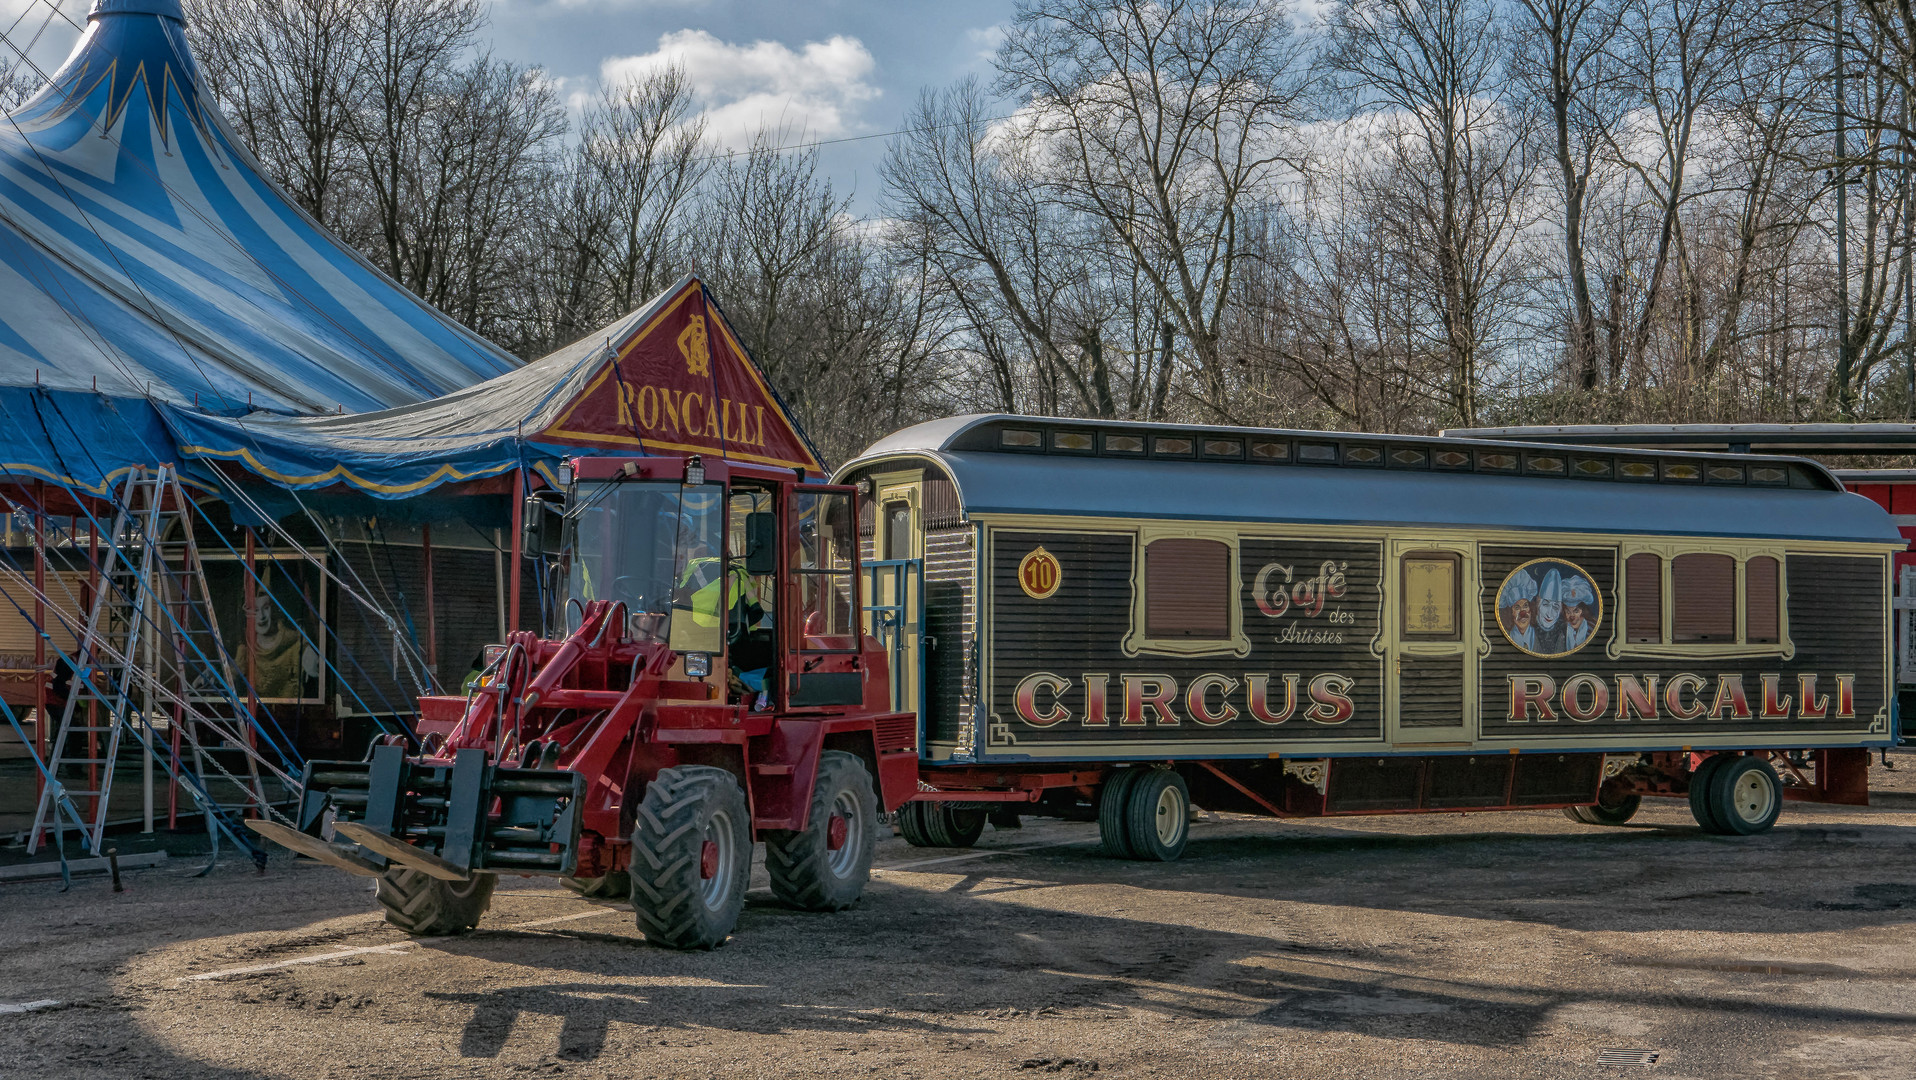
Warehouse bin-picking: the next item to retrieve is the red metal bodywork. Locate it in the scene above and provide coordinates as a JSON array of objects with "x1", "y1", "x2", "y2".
[{"x1": 402, "y1": 447, "x2": 922, "y2": 882}]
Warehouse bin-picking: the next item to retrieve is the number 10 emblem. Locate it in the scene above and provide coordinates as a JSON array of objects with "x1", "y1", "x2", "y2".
[{"x1": 1019, "y1": 546, "x2": 1061, "y2": 599}]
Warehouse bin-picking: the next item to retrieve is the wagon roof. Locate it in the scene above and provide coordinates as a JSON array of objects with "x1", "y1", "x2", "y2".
[{"x1": 841, "y1": 415, "x2": 1900, "y2": 544}]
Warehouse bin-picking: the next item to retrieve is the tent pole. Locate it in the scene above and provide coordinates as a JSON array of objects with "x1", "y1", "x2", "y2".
[
  {"x1": 244, "y1": 529, "x2": 260, "y2": 765},
  {"x1": 421, "y1": 523, "x2": 437, "y2": 680},
  {"x1": 86, "y1": 513, "x2": 99, "y2": 824},
  {"x1": 508, "y1": 471, "x2": 524, "y2": 635},
  {"x1": 32, "y1": 484, "x2": 46, "y2": 845}
]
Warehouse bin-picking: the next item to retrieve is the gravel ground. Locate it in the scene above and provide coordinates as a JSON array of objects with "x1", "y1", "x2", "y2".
[{"x1": 7, "y1": 758, "x2": 1916, "y2": 1079}]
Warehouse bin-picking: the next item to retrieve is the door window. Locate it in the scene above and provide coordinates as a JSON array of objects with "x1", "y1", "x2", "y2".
[{"x1": 794, "y1": 489, "x2": 857, "y2": 647}]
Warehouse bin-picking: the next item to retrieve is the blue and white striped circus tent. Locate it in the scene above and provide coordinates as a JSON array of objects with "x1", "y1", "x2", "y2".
[{"x1": 0, "y1": 0, "x2": 520, "y2": 496}]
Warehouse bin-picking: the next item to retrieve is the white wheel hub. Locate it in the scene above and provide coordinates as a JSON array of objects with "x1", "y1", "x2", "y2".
[
  {"x1": 1154, "y1": 784, "x2": 1186, "y2": 846},
  {"x1": 1729, "y1": 769, "x2": 1775, "y2": 824}
]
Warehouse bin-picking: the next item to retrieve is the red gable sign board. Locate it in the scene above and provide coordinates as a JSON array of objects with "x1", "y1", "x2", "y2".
[{"x1": 539, "y1": 280, "x2": 825, "y2": 476}]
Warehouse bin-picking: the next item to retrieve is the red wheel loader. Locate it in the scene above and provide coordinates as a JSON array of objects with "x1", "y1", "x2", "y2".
[{"x1": 249, "y1": 455, "x2": 921, "y2": 949}]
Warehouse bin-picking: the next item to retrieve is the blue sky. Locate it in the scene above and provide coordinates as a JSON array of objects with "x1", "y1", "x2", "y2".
[{"x1": 2, "y1": 0, "x2": 1016, "y2": 210}]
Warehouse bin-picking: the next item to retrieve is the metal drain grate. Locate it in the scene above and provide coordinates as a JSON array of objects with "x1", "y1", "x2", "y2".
[{"x1": 1597, "y1": 1048, "x2": 1660, "y2": 1067}]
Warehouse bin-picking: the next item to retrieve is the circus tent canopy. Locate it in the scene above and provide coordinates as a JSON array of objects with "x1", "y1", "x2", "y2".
[
  {"x1": 167, "y1": 276, "x2": 828, "y2": 507},
  {"x1": 0, "y1": 0, "x2": 519, "y2": 493}
]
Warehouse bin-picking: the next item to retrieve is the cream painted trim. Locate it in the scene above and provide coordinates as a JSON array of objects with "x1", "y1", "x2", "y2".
[
  {"x1": 1607, "y1": 541, "x2": 1795, "y2": 661},
  {"x1": 874, "y1": 477, "x2": 924, "y2": 561},
  {"x1": 1384, "y1": 538, "x2": 1479, "y2": 741},
  {"x1": 970, "y1": 513, "x2": 1893, "y2": 756},
  {"x1": 1122, "y1": 522, "x2": 1253, "y2": 659},
  {"x1": 966, "y1": 511, "x2": 1903, "y2": 555}
]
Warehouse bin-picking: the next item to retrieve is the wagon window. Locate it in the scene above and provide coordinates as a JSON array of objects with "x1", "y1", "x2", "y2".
[
  {"x1": 1145, "y1": 538, "x2": 1232, "y2": 639},
  {"x1": 1672, "y1": 553, "x2": 1736, "y2": 642},
  {"x1": 1625, "y1": 553, "x2": 1661, "y2": 643},
  {"x1": 1745, "y1": 555, "x2": 1780, "y2": 643}
]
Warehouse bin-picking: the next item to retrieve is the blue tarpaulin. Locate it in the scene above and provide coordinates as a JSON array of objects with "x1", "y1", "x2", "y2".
[{"x1": 0, "y1": 0, "x2": 519, "y2": 492}]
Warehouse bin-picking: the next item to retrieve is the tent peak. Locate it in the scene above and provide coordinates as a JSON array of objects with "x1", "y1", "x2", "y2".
[{"x1": 89, "y1": 0, "x2": 184, "y2": 21}]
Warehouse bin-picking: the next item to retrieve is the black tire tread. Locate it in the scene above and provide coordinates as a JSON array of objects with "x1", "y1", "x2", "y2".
[
  {"x1": 1689, "y1": 755, "x2": 1730, "y2": 834},
  {"x1": 1123, "y1": 769, "x2": 1190, "y2": 862},
  {"x1": 629, "y1": 765, "x2": 749, "y2": 950},
  {"x1": 1098, "y1": 770, "x2": 1141, "y2": 858},
  {"x1": 765, "y1": 751, "x2": 876, "y2": 912},
  {"x1": 1709, "y1": 756, "x2": 1783, "y2": 836},
  {"x1": 374, "y1": 868, "x2": 496, "y2": 935},
  {"x1": 561, "y1": 871, "x2": 631, "y2": 900}
]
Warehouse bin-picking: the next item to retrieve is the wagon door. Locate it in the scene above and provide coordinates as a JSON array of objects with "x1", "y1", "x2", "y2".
[{"x1": 1387, "y1": 540, "x2": 1479, "y2": 745}]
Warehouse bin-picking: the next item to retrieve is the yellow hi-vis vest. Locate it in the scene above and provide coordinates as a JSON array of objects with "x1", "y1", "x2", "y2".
[{"x1": 679, "y1": 558, "x2": 761, "y2": 629}]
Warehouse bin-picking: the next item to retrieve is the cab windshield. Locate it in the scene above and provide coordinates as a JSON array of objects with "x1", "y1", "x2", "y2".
[{"x1": 566, "y1": 481, "x2": 725, "y2": 652}]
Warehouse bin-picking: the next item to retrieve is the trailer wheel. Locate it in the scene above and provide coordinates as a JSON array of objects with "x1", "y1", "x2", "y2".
[
  {"x1": 561, "y1": 871, "x2": 631, "y2": 900},
  {"x1": 1098, "y1": 769, "x2": 1143, "y2": 858},
  {"x1": 629, "y1": 765, "x2": 752, "y2": 950},
  {"x1": 1123, "y1": 769, "x2": 1190, "y2": 862},
  {"x1": 765, "y1": 751, "x2": 876, "y2": 911},
  {"x1": 1563, "y1": 790, "x2": 1642, "y2": 826},
  {"x1": 928, "y1": 804, "x2": 987, "y2": 847},
  {"x1": 895, "y1": 801, "x2": 936, "y2": 847},
  {"x1": 1703, "y1": 756, "x2": 1783, "y2": 836},
  {"x1": 1687, "y1": 754, "x2": 1732, "y2": 833},
  {"x1": 373, "y1": 868, "x2": 496, "y2": 935}
]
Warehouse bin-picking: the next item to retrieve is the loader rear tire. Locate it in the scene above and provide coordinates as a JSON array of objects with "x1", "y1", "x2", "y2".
[
  {"x1": 765, "y1": 751, "x2": 876, "y2": 912},
  {"x1": 561, "y1": 870, "x2": 631, "y2": 900},
  {"x1": 374, "y1": 868, "x2": 496, "y2": 936},
  {"x1": 629, "y1": 765, "x2": 751, "y2": 950}
]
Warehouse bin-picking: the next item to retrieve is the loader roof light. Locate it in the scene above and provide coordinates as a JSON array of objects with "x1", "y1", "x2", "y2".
[
  {"x1": 685, "y1": 455, "x2": 704, "y2": 486},
  {"x1": 557, "y1": 462, "x2": 574, "y2": 486}
]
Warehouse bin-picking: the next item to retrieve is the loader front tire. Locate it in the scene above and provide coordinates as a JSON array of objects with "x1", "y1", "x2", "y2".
[
  {"x1": 765, "y1": 751, "x2": 877, "y2": 912},
  {"x1": 374, "y1": 868, "x2": 496, "y2": 935},
  {"x1": 629, "y1": 765, "x2": 752, "y2": 950}
]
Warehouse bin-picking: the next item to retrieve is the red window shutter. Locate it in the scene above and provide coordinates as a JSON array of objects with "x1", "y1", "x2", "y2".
[
  {"x1": 1146, "y1": 539, "x2": 1232, "y2": 638},
  {"x1": 1745, "y1": 555, "x2": 1779, "y2": 643},
  {"x1": 1626, "y1": 553, "x2": 1661, "y2": 642},
  {"x1": 1673, "y1": 553, "x2": 1736, "y2": 642}
]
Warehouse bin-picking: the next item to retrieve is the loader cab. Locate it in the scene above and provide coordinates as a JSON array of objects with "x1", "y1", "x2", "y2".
[{"x1": 548, "y1": 456, "x2": 868, "y2": 711}]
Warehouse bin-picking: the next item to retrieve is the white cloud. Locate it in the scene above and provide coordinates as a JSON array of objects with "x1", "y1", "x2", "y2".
[
  {"x1": 962, "y1": 24, "x2": 1004, "y2": 69},
  {"x1": 599, "y1": 29, "x2": 879, "y2": 150}
]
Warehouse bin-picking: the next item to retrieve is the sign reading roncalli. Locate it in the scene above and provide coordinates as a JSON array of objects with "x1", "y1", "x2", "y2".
[{"x1": 539, "y1": 279, "x2": 825, "y2": 476}]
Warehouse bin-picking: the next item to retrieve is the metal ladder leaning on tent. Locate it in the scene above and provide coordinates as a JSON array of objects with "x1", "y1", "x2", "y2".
[{"x1": 24, "y1": 465, "x2": 275, "y2": 865}]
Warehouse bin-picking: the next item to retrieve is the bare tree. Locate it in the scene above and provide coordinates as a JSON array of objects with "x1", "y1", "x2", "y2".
[
  {"x1": 1326, "y1": 0, "x2": 1536, "y2": 426},
  {"x1": 995, "y1": 0, "x2": 1311, "y2": 418},
  {"x1": 188, "y1": 0, "x2": 365, "y2": 226},
  {"x1": 1510, "y1": 0, "x2": 1625, "y2": 390},
  {"x1": 582, "y1": 68, "x2": 707, "y2": 316}
]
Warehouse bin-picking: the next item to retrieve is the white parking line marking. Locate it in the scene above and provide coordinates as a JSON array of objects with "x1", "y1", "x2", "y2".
[
  {"x1": 874, "y1": 840, "x2": 1085, "y2": 873},
  {"x1": 0, "y1": 1000, "x2": 59, "y2": 1014},
  {"x1": 508, "y1": 908, "x2": 622, "y2": 930},
  {"x1": 179, "y1": 942, "x2": 417, "y2": 982}
]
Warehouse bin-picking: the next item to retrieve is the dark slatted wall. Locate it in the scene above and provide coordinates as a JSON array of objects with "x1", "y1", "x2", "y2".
[
  {"x1": 333, "y1": 538, "x2": 431, "y2": 715},
  {"x1": 923, "y1": 526, "x2": 975, "y2": 745},
  {"x1": 1398, "y1": 654, "x2": 1465, "y2": 727},
  {"x1": 1478, "y1": 546, "x2": 1617, "y2": 737},
  {"x1": 1786, "y1": 554, "x2": 1887, "y2": 727},
  {"x1": 987, "y1": 531, "x2": 1385, "y2": 749}
]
